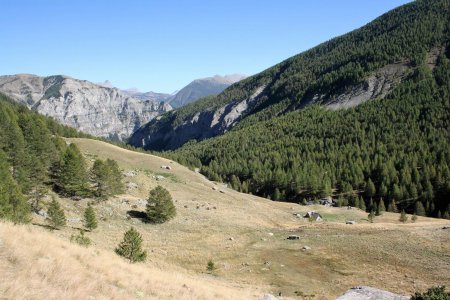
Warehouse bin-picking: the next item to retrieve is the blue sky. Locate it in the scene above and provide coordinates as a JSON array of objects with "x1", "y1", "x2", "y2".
[{"x1": 1, "y1": 0, "x2": 411, "y2": 93}]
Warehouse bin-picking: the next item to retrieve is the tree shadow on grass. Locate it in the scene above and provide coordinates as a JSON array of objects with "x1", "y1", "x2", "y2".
[
  {"x1": 32, "y1": 222, "x2": 58, "y2": 230},
  {"x1": 126, "y1": 210, "x2": 150, "y2": 223}
]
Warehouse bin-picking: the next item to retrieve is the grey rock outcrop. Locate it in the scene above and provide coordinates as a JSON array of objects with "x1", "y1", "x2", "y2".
[
  {"x1": 0, "y1": 74, "x2": 172, "y2": 140},
  {"x1": 129, "y1": 84, "x2": 265, "y2": 150},
  {"x1": 336, "y1": 286, "x2": 410, "y2": 300},
  {"x1": 129, "y1": 62, "x2": 409, "y2": 151}
]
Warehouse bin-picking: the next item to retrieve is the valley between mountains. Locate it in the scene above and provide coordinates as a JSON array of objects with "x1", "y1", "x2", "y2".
[{"x1": 1, "y1": 0, "x2": 449, "y2": 299}]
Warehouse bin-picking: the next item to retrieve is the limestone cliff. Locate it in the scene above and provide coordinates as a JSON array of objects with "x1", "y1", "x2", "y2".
[{"x1": 0, "y1": 74, "x2": 172, "y2": 140}]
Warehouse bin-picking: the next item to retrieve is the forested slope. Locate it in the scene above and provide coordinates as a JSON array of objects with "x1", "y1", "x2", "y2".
[
  {"x1": 158, "y1": 0, "x2": 450, "y2": 218},
  {"x1": 0, "y1": 94, "x2": 100, "y2": 223},
  {"x1": 130, "y1": 0, "x2": 449, "y2": 151},
  {"x1": 169, "y1": 53, "x2": 450, "y2": 217}
]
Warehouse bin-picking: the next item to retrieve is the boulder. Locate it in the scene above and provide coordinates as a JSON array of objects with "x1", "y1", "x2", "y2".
[
  {"x1": 336, "y1": 286, "x2": 410, "y2": 300},
  {"x1": 260, "y1": 294, "x2": 278, "y2": 300}
]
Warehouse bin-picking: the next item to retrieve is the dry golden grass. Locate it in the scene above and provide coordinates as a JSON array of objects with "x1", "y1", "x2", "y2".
[
  {"x1": 0, "y1": 222, "x2": 261, "y2": 299},
  {"x1": 2, "y1": 138, "x2": 449, "y2": 299}
]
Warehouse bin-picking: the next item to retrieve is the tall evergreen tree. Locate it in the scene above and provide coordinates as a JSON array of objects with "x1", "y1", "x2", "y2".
[
  {"x1": 0, "y1": 151, "x2": 31, "y2": 224},
  {"x1": 415, "y1": 201, "x2": 426, "y2": 216},
  {"x1": 365, "y1": 178, "x2": 376, "y2": 199},
  {"x1": 105, "y1": 159, "x2": 124, "y2": 195},
  {"x1": 91, "y1": 158, "x2": 124, "y2": 198},
  {"x1": 84, "y1": 204, "x2": 98, "y2": 231},
  {"x1": 47, "y1": 197, "x2": 66, "y2": 229},
  {"x1": 54, "y1": 143, "x2": 88, "y2": 197}
]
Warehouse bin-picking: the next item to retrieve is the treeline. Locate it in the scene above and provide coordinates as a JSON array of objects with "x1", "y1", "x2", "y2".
[
  {"x1": 168, "y1": 54, "x2": 450, "y2": 218},
  {"x1": 0, "y1": 94, "x2": 123, "y2": 223}
]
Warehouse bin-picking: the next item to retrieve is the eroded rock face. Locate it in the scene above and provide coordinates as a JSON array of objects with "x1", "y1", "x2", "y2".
[
  {"x1": 336, "y1": 286, "x2": 410, "y2": 300},
  {"x1": 129, "y1": 61, "x2": 412, "y2": 151},
  {"x1": 129, "y1": 85, "x2": 266, "y2": 150},
  {"x1": 0, "y1": 74, "x2": 172, "y2": 140},
  {"x1": 325, "y1": 63, "x2": 410, "y2": 110}
]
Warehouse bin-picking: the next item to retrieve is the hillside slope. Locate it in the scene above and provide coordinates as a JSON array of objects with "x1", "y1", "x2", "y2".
[
  {"x1": 129, "y1": 0, "x2": 449, "y2": 150},
  {"x1": 2, "y1": 138, "x2": 446, "y2": 299},
  {"x1": 0, "y1": 222, "x2": 261, "y2": 300},
  {"x1": 129, "y1": 0, "x2": 450, "y2": 218},
  {"x1": 0, "y1": 74, "x2": 172, "y2": 140}
]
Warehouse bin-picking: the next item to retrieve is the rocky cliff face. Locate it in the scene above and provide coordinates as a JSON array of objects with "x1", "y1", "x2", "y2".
[
  {"x1": 129, "y1": 62, "x2": 411, "y2": 150},
  {"x1": 0, "y1": 74, "x2": 172, "y2": 140}
]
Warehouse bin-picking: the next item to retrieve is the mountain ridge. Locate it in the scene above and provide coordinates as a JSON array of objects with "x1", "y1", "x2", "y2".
[
  {"x1": 129, "y1": 0, "x2": 449, "y2": 151},
  {"x1": 0, "y1": 74, "x2": 172, "y2": 140}
]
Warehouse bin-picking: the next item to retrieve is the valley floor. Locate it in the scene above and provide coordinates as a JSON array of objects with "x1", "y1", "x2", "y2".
[{"x1": 1, "y1": 138, "x2": 449, "y2": 299}]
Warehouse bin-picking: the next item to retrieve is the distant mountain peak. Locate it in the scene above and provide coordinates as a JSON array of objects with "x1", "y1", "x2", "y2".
[
  {"x1": 168, "y1": 74, "x2": 247, "y2": 108},
  {"x1": 97, "y1": 80, "x2": 115, "y2": 88}
]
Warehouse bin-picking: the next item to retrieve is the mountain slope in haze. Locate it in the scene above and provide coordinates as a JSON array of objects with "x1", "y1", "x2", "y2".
[
  {"x1": 121, "y1": 88, "x2": 172, "y2": 103},
  {"x1": 98, "y1": 74, "x2": 246, "y2": 108},
  {"x1": 168, "y1": 74, "x2": 247, "y2": 108},
  {"x1": 129, "y1": 0, "x2": 449, "y2": 151},
  {"x1": 0, "y1": 74, "x2": 172, "y2": 140}
]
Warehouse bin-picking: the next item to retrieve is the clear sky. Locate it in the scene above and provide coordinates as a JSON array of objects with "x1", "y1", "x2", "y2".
[{"x1": 1, "y1": 0, "x2": 411, "y2": 93}]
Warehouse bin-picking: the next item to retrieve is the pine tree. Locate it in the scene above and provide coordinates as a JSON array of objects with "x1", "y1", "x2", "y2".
[
  {"x1": 359, "y1": 197, "x2": 366, "y2": 211},
  {"x1": 411, "y1": 213, "x2": 418, "y2": 223},
  {"x1": 55, "y1": 144, "x2": 88, "y2": 197},
  {"x1": 0, "y1": 151, "x2": 31, "y2": 224},
  {"x1": 415, "y1": 201, "x2": 426, "y2": 216},
  {"x1": 146, "y1": 186, "x2": 176, "y2": 223},
  {"x1": 91, "y1": 159, "x2": 111, "y2": 198},
  {"x1": 399, "y1": 210, "x2": 408, "y2": 223},
  {"x1": 84, "y1": 204, "x2": 98, "y2": 231},
  {"x1": 365, "y1": 178, "x2": 376, "y2": 198},
  {"x1": 272, "y1": 188, "x2": 281, "y2": 201},
  {"x1": 368, "y1": 210, "x2": 375, "y2": 223},
  {"x1": 375, "y1": 201, "x2": 382, "y2": 216},
  {"x1": 91, "y1": 159, "x2": 124, "y2": 198},
  {"x1": 115, "y1": 227, "x2": 147, "y2": 263},
  {"x1": 47, "y1": 197, "x2": 66, "y2": 229},
  {"x1": 388, "y1": 200, "x2": 398, "y2": 213},
  {"x1": 379, "y1": 198, "x2": 386, "y2": 212},
  {"x1": 105, "y1": 159, "x2": 124, "y2": 195}
]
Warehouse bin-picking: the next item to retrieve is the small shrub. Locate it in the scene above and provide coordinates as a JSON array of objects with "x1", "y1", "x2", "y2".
[
  {"x1": 206, "y1": 260, "x2": 216, "y2": 272},
  {"x1": 399, "y1": 210, "x2": 408, "y2": 223},
  {"x1": 368, "y1": 210, "x2": 375, "y2": 223},
  {"x1": 411, "y1": 286, "x2": 450, "y2": 300},
  {"x1": 70, "y1": 230, "x2": 91, "y2": 247}
]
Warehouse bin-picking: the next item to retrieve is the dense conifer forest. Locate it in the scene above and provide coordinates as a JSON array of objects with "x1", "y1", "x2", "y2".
[
  {"x1": 169, "y1": 54, "x2": 450, "y2": 217},
  {"x1": 162, "y1": 0, "x2": 450, "y2": 218},
  {"x1": 0, "y1": 94, "x2": 123, "y2": 223}
]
